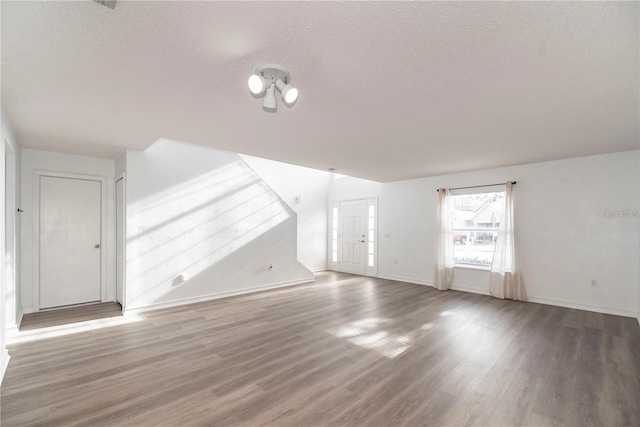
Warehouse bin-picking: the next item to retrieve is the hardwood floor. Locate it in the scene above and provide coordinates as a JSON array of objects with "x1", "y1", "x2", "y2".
[
  {"x1": 20, "y1": 302, "x2": 123, "y2": 331},
  {"x1": 2, "y1": 271, "x2": 639, "y2": 426}
]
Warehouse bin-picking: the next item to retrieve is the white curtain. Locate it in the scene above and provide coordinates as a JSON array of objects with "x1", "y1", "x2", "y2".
[
  {"x1": 434, "y1": 188, "x2": 454, "y2": 290},
  {"x1": 489, "y1": 182, "x2": 526, "y2": 300}
]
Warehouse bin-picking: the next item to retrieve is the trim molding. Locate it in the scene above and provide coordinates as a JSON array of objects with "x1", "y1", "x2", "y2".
[
  {"x1": 126, "y1": 277, "x2": 314, "y2": 314},
  {"x1": 16, "y1": 308, "x2": 24, "y2": 329},
  {"x1": 6, "y1": 325, "x2": 19, "y2": 340},
  {"x1": 377, "y1": 276, "x2": 638, "y2": 319},
  {"x1": 6, "y1": 308, "x2": 24, "y2": 338},
  {"x1": 1, "y1": 350, "x2": 10, "y2": 386},
  {"x1": 526, "y1": 296, "x2": 638, "y2": 318},
  {"x1": 32, "y1": 170, "x2": 109, "y2": 311},
  {"x1": 377, "y1": 274, "x2": 431, "y2": 286},
  {"x1": 115, "y1": 173, "x2": 127, "y2": 311},
  {"x1": 309, "y1": 267, "x2": 328, "y2": 273},
  {"x1": 5, "y1": 309, "x2": 26, "y2": 340},
  {"x1": 376, "y1": 277, "x2": 493, "y2": 299},
  {"x1": 450, "y1": 284, "x2": 491, "y2": 296}
]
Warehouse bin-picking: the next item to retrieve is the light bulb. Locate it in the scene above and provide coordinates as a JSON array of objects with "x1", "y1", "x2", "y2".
[
  {"x1": 248, "y1": 74, "x2": 266, "y2": 95},
  {"x1": 282, "y1": 86, "x2": 298, "y2": 104},
  {"x1": 275, "y1": 79, "x2": 299, "y2": 105}
]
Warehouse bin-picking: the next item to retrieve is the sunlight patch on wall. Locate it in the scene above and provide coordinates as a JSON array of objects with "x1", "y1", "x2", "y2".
[
  {"x1": 129, "y1": 163, "x2": 243, "y2": 219},
  {"x1": 126, "y1": 158, "x2": 291, "y2": 306}
]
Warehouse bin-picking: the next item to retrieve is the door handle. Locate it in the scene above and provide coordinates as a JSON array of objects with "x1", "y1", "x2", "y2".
[
  {"x1": 359, "y1": 240, "x2": 365, "y2": 243},
  {"x1": 95, "y1": 244, "x2": 100, "y2": 249}
]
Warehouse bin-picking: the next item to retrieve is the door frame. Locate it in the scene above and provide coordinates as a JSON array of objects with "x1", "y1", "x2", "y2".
[
  {"x1": 4, "y1": 141, "x2": 17, "y2": 328},
  {"x1": 33, "y1": 170, "x2": 108, "y2": 312},
  {"x1": 115, "y1": 173, "x2": 126, "y2": 312},
  {"x1": 328, "y1": 197, "x2": 378, "y2": 277}
]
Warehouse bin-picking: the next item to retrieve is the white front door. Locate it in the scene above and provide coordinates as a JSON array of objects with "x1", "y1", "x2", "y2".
[
  {"x1": 338, "y1": 200, "x2": 367, "y2": 275},
  {"x1": 39, "y1": 176, "x2": 102, "y2": 309}
]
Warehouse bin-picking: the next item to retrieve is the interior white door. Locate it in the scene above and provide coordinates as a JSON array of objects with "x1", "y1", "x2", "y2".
[
  {"x1": 40, "y1": 176, "x2": 102, "y2": 309},
  {"x1": 338, "y1": 200, "x2": 367, "y2": 275},
  {"x1": 116, "y1": 177, "x2": 124, "y2": 306}
]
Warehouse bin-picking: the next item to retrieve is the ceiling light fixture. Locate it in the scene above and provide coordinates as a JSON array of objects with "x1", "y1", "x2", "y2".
[
  {"x1": 248, "y1": 64, "x2": 298, "y2": 112},
  {"x1": 263, "y1": 84, "x2": 277, "y2": 111}
]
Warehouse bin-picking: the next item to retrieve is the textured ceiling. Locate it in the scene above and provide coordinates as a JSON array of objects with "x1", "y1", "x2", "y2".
[{"x1": 2, "y1": 1, "x2": 638, "y2": 182}]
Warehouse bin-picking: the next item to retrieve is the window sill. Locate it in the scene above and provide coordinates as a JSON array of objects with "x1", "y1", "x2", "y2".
[{"x1": 454, "y1": 264, "x2": 491, "y2": 271}]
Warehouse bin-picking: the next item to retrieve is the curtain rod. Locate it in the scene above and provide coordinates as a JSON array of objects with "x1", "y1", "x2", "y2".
[{"x1": 436, "y1": 181, "x2": 516, "y2": 192}]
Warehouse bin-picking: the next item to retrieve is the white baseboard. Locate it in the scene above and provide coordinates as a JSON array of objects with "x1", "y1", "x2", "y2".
[
  {"x1": 450, "y1": 284, "x2": 491, "y2": 296},
  {"x1": 1, "y1": 349, "x2": 10, "y2": 386},
  {"x1": 450, "y1": 287, "x2": 636, "y2": 318},
  {"x1": 16, "y1": 309, "x2": 24, "y2": 329},
  {"x1": 22, "y1": 307, "x2": 33, "y2": 315},
  {"x1": 377, "y1": 274, "x2": 432, "y2": 286},
  {"x1": 377, "y1": 275, "x2": 493, "y2": 298},
  {"x1": 524, "y1": 296, "x2": 638, "y2": 319},
  {"x1": 377, "y1": 276, "x2": 637, "y2": 319},
  {"x1": 309, "y1": 267, "x2": 328, "y2": 273},
  {"x1": 6, "y1": 325, "x2": 20, "y2": 340},
  {"x1": 126, "y1": 277, "x2": 315, "y2": 314},
  {"x1": 6, "y1": 309, "x2": 25, "y2": 340}
]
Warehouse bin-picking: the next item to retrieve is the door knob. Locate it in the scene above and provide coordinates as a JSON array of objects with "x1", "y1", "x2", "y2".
[{"x1": 95, "y1": 244, "x2": 100, "y2": 249}]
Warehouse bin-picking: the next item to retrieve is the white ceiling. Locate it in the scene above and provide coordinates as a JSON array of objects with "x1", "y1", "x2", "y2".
[{"x1": 2, "y1": 1, "x2": 638, "y2": 182}]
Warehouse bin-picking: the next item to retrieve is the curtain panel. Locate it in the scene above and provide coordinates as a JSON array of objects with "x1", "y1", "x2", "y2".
[
  {"x1": 434, "y1": 188, "x2": 454, "y2": 290},
  {"x1": 489, "y1": 181, "x2": 526, "y2": 300}
]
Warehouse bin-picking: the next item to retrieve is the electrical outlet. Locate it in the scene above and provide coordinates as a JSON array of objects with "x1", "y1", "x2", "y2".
[{"x1": 590, "y1": 280, "x2": 598, "y2": 288}]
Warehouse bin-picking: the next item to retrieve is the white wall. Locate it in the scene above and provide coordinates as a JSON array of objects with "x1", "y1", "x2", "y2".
[
  {"x1": 124, "y1": 139, "x2": 313, "y2": 311},
  {"x1": 240, "y1": 155, "x2": 330, "y2": 271},
  {"x1": 20, "y1": 149, "x2": 116, "y2": 313},
  {"x1": 3, "y1": 119, "x2": 22, "y2": 330},
  {"x1": 1, "y1": 103, "x2": 22, "y2": 384},
  {"x1": 5, "y1": 151, "x2": 17, "y2": 328},
  {"x1": 330, "y1": 151, "x2": 640, "y2": 317}
]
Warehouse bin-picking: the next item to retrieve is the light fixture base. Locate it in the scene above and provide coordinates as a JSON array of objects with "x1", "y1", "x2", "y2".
[{"x1": 255, "y1": 64, "x2": 291, "y2": 85}]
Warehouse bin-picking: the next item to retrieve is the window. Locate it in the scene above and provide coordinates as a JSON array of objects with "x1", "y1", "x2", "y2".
[
  {"x1": 451, "y1": 191, "x2": 504, "y2": 268},
  {"x1": 367, "y1": 205, "x2": 375, "y2": 267},
  {"x1": 331, "y1": 207, "x2": 338, "y2": 262}
]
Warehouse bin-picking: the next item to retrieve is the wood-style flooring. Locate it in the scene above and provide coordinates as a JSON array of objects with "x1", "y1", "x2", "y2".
[
  {"x1": 2, "y1": 271, "x2": 639, "y2": 426},
  {"x1": 20, "y1": 302, "x2": 122, "y2": 331}
]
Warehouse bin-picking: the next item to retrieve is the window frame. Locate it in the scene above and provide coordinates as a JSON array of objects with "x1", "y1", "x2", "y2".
[{"x1": 450, "y1": 188, "x2": 505, "y2": 270}]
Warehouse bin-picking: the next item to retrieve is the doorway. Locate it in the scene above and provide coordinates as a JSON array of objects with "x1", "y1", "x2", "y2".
[
  {"x1": 35, "y1": 173, "x2": 106, "y2": 310},
  {"x1": 329, "y1": 198, "x2": 378, "y2": 277}
]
